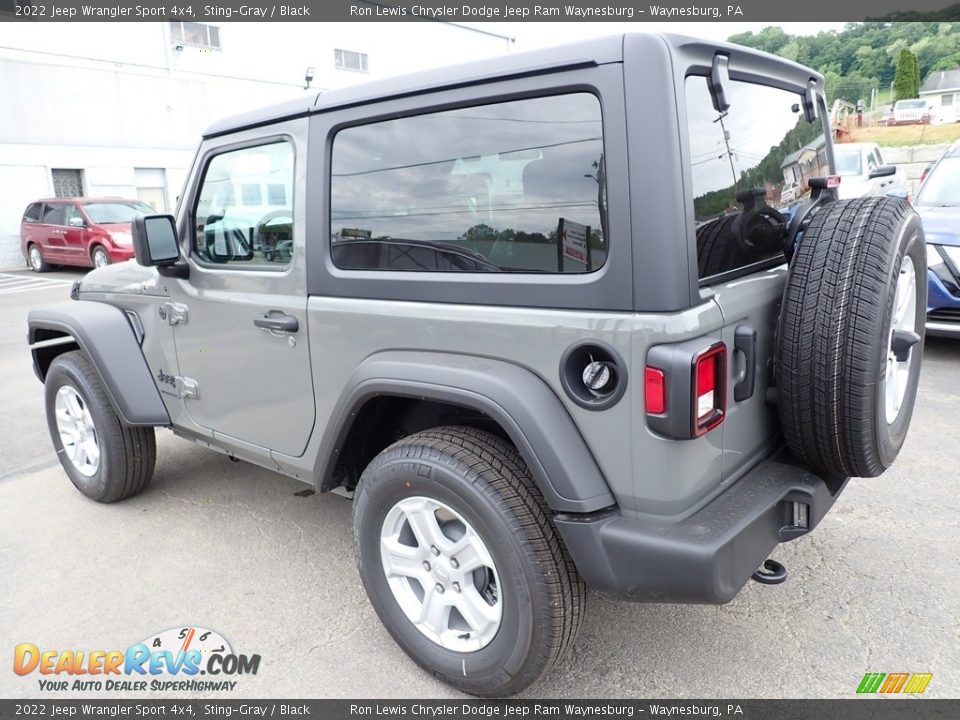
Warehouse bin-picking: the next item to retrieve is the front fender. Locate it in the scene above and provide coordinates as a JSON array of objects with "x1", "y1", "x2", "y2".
[
  {"x1": 314, "y1": 351, "x2": 616, "y2": 513},
  {"x1": 28, "y1": 301, "x2": 171, "y2": 427}
]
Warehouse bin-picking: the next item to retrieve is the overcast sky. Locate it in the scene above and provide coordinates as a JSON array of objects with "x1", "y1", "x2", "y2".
[{"x1": 466, "y1": 21, "x2": 849, "y2": 48}]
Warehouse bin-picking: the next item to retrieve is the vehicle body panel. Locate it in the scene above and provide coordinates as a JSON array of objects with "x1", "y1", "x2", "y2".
[
  {"x1": 915, "y1": 142, "x2": 960, "y2": 337},
  {"x1": 27, "y1": 300, "x2": 170, "y2": 426},
  {"x1": 163, "y1": 118, "x2": 315, "y2": 458}
]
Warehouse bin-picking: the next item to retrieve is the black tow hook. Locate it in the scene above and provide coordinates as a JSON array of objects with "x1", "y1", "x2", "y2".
[{"x1": 751, "y1": 559, "x2": 788, "y2": 585}]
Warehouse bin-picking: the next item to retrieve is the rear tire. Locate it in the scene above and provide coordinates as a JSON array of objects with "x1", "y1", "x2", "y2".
[
  {"x1": 353, "y1": 426, "x2": 583, "y2": 697},
  {"x1": 44, "y1": 351, "x2": 156, "y2": 502},
  {"x1": 28, "y1": 244, "x2": 49, "y2": 273},
  {"x1": 776, "y1": 197, "x2": 926, "y2": 478}
]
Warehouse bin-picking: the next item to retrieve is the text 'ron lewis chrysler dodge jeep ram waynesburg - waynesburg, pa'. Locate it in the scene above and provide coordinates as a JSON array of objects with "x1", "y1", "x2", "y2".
[{"x1": 27, "y1": 34, "x2": 926, "y2": 696}]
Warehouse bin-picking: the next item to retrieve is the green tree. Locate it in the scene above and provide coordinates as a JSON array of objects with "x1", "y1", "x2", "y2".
[
  {"x1": 912, "y1": 32, "x2": 960, "y2": 78},
  {"x1": 933, "y1": 51, "x2": 960, "y2": 70},
  {"x1": 894, "y1": 48, "x2": 921, "y2": 100},
  {"x1": 457, "y1": 223, "x2": 499, "y2": 250}
]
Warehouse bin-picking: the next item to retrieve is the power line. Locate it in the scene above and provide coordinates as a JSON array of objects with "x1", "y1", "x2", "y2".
[{"x1": 332, "y1": 137, "x2": 602, "y2": 178}]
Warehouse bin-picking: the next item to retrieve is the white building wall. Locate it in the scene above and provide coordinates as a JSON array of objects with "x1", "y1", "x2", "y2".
[{"x1": 0, "y1": 22, "x2": 512, "y2": 267}]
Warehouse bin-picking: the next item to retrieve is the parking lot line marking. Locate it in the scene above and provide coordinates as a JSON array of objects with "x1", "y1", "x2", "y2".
[
  {"x1": 0, "y1": 273, "x2": 72, "y2": 295},
  {"x1": 0, "y1": 273, "x2": 71, "y2": 284},
  {"x1": 0, "y1": 277, "x2": 51, "y2": 287}
]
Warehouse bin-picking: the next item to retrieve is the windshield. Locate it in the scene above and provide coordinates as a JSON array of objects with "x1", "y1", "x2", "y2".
[
  {"x1": 896, "y1": 100, "x2": 927, "y2": 110},
  {"x1": 833, "y1": 148, "x2": 863, "y2": 177},
  {"x1": 83, "y1": 201, "x2": 154, "y2": 223},
  {"x1": 915, "y1": 156, "x2": 960, "y2": 207}
]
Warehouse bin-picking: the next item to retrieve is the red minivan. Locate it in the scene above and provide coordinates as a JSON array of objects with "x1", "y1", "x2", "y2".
[{"x1": 21, "y1": 198, "x2": 155, "y2": 272}]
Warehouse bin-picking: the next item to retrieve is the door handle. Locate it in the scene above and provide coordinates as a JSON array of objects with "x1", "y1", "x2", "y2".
[
  {"x1": 254, "y1": 311, "x2": 299, "y2": 333},
  {"x1": 734, "y1": 325, "x2": 757, "y2": 402}
]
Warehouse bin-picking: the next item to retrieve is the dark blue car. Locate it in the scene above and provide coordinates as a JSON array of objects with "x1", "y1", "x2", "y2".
[{"x1": 914, "y1": 140, "x2": 960, "y2": 338}]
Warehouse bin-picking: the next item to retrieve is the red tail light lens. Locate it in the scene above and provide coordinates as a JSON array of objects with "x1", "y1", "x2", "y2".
[
  {"x1": 693, "y1": 343, "x2": 726, "y2": 436},
  {"x1": 644, "y1": 367, "x2": 666, "y2": 415}
]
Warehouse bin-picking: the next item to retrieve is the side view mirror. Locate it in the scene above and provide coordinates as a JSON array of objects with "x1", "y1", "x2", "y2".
[
  {"x1": 68, "y1": 217, "x2": 85, "y2": 228},
  {"x1": 131, "y1": 214, "x2": 181, "y2": 267},
  {"x1": 869, "y1": 165, "x2": 897, "y2": 180}
]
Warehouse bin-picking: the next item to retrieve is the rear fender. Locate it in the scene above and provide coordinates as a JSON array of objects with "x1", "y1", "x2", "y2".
[{"x1": 313, "y1": 351, "x2": 616, "y2": 513}]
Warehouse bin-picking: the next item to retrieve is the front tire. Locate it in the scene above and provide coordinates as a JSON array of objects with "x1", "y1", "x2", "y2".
[
  {"x1": 92, "y1": 246, "x2": 111, "y2": 269},
  {"x1": 353, "y1": 426, "x2": 583, "y2": 697},
  {"x1": 44, "y1": 351, "x2": 156, "y2": 502}
]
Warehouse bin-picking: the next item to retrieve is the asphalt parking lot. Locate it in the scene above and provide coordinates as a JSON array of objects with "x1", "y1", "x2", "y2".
[{"x1": 1, "y1": 267, "x2": 958, "y2": 700}]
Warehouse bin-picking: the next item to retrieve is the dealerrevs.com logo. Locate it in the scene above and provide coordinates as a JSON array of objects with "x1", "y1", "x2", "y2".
[{"x1": 13, "y1": 626, "x2": 261, "y2": 692}]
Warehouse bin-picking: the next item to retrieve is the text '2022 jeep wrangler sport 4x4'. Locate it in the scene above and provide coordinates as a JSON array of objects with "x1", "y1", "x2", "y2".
[{"x1": 28, "y1": 34, "x2": 926, "y2": 696}]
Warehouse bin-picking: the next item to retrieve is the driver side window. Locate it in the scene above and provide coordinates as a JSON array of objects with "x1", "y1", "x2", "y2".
[{"x1": 193, "y1": 141, "x2": 295, "y2": 269}]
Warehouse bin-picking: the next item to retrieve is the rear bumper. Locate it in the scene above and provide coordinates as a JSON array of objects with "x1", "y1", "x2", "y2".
[{"x1": 555, "y1": 455, "x2": 847, "y2": 604}]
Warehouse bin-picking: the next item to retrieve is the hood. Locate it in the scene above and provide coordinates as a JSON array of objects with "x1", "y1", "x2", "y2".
[
  {"x1": 915, "y1": 205, "x2": 960, "y2": 247},
  {"x1": 97, "y1": 222, "x2": 134, "y2": 244},
  {"x1": 79, "y1": 260, "x2": 157, "y2": 295}
]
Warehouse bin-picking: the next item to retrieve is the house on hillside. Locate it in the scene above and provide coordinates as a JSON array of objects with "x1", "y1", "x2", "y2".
[
  {"x1": 780, "y1": 134, "x2": 828, "y2": 202},
  {"x1": 920, "y1": 68, "x2": 960, "y2": 124}
]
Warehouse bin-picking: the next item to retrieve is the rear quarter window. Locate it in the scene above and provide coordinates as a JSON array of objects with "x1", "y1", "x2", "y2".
[
  {"x1": 22, "y1": 203, "x2": 42, "y2": 223},
  {"x1": 40, "y1": 203, "x2": 67, "y2": 226},
  {"x1": 329, "y1": 92, "x2": 608, "y2": 274}
]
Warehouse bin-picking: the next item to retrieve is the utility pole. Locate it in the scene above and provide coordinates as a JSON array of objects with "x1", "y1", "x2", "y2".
[{"x1": 714, "y1": 112, "x2": 738, "y2": 191}]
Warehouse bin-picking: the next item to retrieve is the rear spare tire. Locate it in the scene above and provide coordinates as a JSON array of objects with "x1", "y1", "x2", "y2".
[
  {"x1": 696, "y1": 211, "x2": 784, "y2": 278},
  {"x1": 776, "y1": 197, "x2": 926, "y2": 478}
]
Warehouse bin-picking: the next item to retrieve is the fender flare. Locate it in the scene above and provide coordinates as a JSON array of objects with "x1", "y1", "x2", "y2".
[
  {"x1": 28, "y1": 301, "x2": 171, "y2": 427},
  {"x1": 314, "y1": 351, "x2": 616, "y2": 513}
]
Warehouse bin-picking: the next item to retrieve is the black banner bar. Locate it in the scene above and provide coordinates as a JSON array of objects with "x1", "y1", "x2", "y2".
[
  {"x1": 0, "y1": 700, "x2": 958, "y2": 720},
  {"x1": 1, "y1": 0, "x2": 960, "y2": 23}
]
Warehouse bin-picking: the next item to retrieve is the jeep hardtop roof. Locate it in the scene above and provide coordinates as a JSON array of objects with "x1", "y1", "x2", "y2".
[{"x1": 203, "y1": 33, "x2": 822, "y2": 139}]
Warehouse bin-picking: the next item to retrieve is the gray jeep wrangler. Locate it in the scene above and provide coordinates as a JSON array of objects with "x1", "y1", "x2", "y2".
[{"x1": 28, "y1": 34, "x2": 926, "y2": 696}]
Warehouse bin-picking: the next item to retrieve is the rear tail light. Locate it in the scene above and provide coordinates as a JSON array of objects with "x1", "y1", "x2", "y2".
[
  {"x1": 645, "y1": 339, "x2": 728, "y2": 440},
  {"x1": 693, "y1": 343, "x2": 726, "y2": 436},
  {"x1": 644, "y1": 367, "x2": 666, "y2": 415}
]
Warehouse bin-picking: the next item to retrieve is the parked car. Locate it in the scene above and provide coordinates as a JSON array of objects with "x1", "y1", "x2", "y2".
[
  {"x1": 21, "y1": 198, "x2": 155, "y2": 272},
  {"x1": 832, "y1": 142, "x2": 908, "y2": 199},
  {"x1": 892, "y1": 98, "x2": 932, "y2": 125},
  {"x1": 27, "y1": 35, "x2": 926, "y2": 696},
  {"x1": 914, "y1": 140, "x2": 960, "y2": 337}
]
